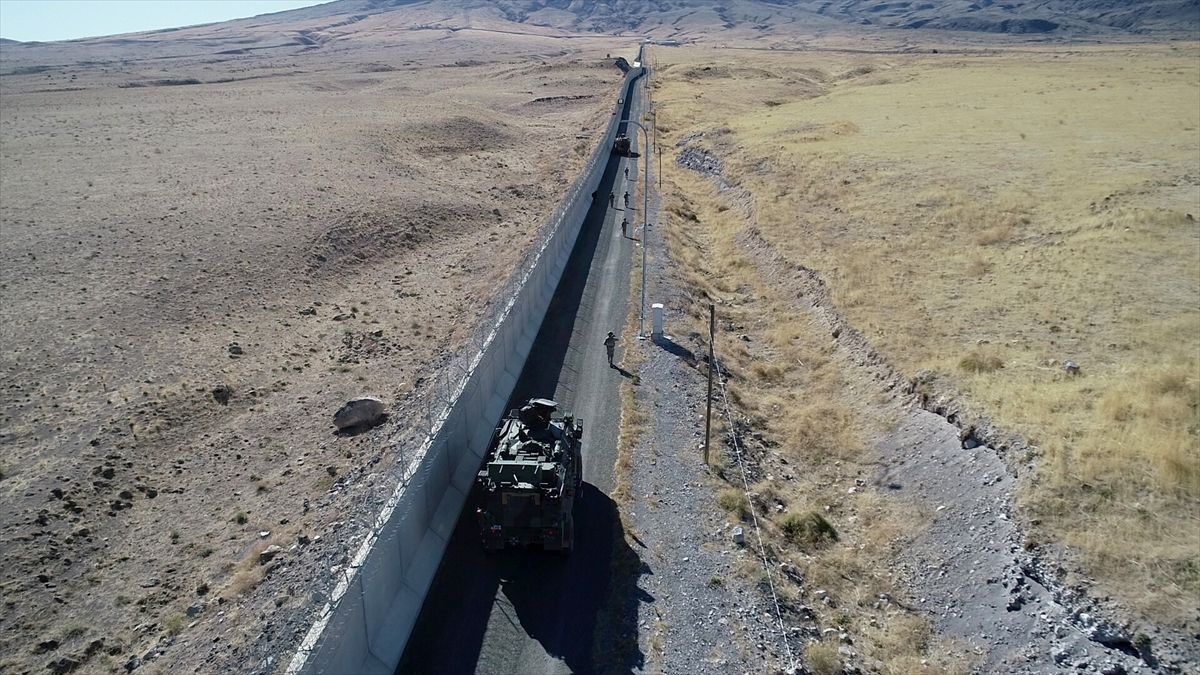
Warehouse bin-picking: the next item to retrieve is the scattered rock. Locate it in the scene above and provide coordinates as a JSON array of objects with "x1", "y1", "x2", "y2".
[
  {"x1": 333, "y1": 397, "x2": 386, "y2": 431},
  {"x1": 257, "y1": 545, "x2": 283, "y2": 565},
  {"x1": 732, "y1": 527, "x2": 745, "y2": 546},
  {"x1": 46, "y1": 656, "x2": 82, "y2": 675},
  {"x1": 210, "y1": 385, "x2": 232, "y2": 405},
  {"x1": 1063, "y1": 360, "x2": 1080, "y2": 376},
  {"x1": 34, "y1": 639, "x2": 59, "y2": 654},
  {"x1": 227, "y1": 343, "x2": 243, "y2": 357}
]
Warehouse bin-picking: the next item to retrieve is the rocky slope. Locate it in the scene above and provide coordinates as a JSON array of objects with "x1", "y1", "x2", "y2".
[
  {"x1": 293, "y1": 0, "x2": 1200, "y2": 37},
  {"x1": 6, "y1": 0, "x2": 1189, "y2": 49}
]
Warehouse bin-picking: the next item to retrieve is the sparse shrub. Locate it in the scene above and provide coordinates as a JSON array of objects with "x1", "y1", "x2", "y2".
[
  {"x1": 959, "y1": 348, "x2": 1004, "y2": 373},
  {"x1": 751, "y1": 361, "x2": 786, "y2": 383},
  {"x1": 805, "y1": 639, "x2": 841, "y2": 675},
  {"x1": 974, "y1": 224, "x2": 1013, "y2": 246},
  {"x1": 716, "y1": 488, "x2": 748, "y2": 520},
  {"x1": 965, "y1": 253, "x2": 992, "y2": 277},
  {"x1": 226, "y1": 567, "x2": 265, "y2": 598},
  {"x1": 779, "y1": 511, "x2": 838, "y2": 549},
  {"x1": 706, "y1": 576, "x2": 724, "y2": 588},
  {"x1": 751, "y1": 480, "x2": 785, "y2": 514},
  {"x1": 1146, "y1": 370, "x2": 1192, "y2": 397},
  {"x1": 165, "y1": 615, "x2": 186, "y2": 636},
  {"x1": 231, "y1": 512, "x2": 247, "y2": 525}
]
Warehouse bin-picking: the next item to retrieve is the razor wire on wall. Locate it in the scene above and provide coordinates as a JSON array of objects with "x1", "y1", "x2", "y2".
[{"x1": 277, "y1": 61, "x2": 644, "y2": 675}]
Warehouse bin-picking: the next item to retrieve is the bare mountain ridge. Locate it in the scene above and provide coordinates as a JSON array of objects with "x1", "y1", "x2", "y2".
[
  {"x1": 4, "y1": 0, "x2": 1193, "y2": 49},
  {"x1": 292, "y1": 0, "x2": 1199, "y2": 37}
]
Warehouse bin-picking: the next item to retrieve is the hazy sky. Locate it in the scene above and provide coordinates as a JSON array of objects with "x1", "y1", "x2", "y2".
[{"x1": 0, "y1": 0, "x2": 330, "y2": 42}]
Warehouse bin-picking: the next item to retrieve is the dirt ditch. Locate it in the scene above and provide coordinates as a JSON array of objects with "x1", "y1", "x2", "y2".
[{"x1": 667, "y1": 134, "x2": 1196, "y2": 673}]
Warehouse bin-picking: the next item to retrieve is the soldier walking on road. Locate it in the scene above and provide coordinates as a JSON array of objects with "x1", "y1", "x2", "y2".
[
  {"x1": 604, "y1": 331, "x2": 617, "y2": 367},
  {"x1": 623, "y1": 191, "x2": 630, "y2": 207},
  {"x1": 621, "y1": 218, "x2": 628, "y2": 238},
  {"x1": 609, "y1": 191, "x2": 615, "y2": 208},
  {"x1": 624, "y1": 166, "x2": 629, "y2": 179}
]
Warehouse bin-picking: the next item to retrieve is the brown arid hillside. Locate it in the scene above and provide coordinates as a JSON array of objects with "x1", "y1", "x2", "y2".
[
  {"x1": 2, "y1": 1, "x2": 1198, "y2": 674},
  {"x1": 0, "y1": 11, "x2": 637, "y2": 674}
]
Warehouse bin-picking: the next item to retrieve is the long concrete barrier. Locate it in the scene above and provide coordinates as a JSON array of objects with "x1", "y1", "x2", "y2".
[{"x1": 286, "y1": 57, "x2": 645, "y2": 675}]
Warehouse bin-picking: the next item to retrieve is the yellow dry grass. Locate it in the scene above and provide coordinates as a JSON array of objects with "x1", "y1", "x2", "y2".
[
  {"x1": 654, "y1": 100, "x2": 968, "y2": 669},
  {"x1": 652, "y1": 42, "x2": 1200, "y2": 627}
]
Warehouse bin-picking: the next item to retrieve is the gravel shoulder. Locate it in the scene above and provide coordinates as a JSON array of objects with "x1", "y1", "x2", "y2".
[{"x1": 614, "y1": 142, "x2": 786, "y2": 674}]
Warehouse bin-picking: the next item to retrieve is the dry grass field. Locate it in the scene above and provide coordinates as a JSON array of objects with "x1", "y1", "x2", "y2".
[
  {"x1": 0, "y1": 20, "x2": 634, "y2": 673},
  {"x1": 652, "y1": 41, "x2": 1199, "y2": 663}
]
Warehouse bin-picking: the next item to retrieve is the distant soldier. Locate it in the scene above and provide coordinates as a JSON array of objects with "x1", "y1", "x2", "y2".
[
  {"x1": 604, "y1": 331, "x2": 617, "y2": 367},
  {"x1": 624, "y1": 166, "x2": 629, "y2": 179},
  {"x1": 621, "y1": 218, "x2": 628, "y2": 237},
  {"x1": 609, "y1": 191, "x2": 615, "y2": 208},
  {"x1": 623, "y1": 191, "x2": 630, "y2": 207}
]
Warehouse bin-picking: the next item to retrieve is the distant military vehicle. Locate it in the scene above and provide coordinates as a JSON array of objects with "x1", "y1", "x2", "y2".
[
  {"x1": 475, "y1": 399, "x2": 582, "y2": 553},
  {"x1": 612, "y1": 134, "x2": 631, "y2": 156}
]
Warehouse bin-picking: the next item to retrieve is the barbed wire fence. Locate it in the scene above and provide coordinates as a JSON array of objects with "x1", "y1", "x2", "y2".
[
  {"x1": 275, "y1": 75, "x2": 635, "y2": 672},
  {"x1": 712, "y1": 355, "x2": 800, "y2": 674}
]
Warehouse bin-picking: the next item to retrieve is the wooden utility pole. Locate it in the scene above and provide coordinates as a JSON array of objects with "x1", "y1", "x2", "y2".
[{"x1": 704, "y1": 303, "x2": 715, "y2": 465}]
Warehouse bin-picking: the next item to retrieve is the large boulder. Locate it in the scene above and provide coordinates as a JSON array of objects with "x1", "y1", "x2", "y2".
[{"x1": 333, "y1": 397, "x2": 386, "y2": 431}]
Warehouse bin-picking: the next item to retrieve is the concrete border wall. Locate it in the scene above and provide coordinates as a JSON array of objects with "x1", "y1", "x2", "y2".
[{"x1": 286, "y1": 62, "x2": 644, "y2": 675}]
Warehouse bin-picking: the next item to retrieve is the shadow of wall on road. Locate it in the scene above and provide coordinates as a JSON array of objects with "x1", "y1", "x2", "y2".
[
  {"x1": 505, "y1": 87, "x2": 637, "y2": 410},
  {"x1": 394, "y1": 486, "x2": 502, "y2": 674},
  {"x1": 501, "y1": 482, "x2": 650, "y2": 674},
  {"x1": 397, "y1": 72, "x2": 646, "y2": 675}
]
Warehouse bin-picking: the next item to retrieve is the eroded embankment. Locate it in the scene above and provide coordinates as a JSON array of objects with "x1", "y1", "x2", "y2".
[{"x1": 665, "y1": 138, "x2": 1193, "y2": 673}]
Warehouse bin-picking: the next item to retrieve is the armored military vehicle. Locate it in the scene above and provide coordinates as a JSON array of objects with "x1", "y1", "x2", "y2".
[
  {"x1": 612, "y1": 134, "x2": 631, "y2": 156},
  {"x1": 475, "y1": 399, "x2": 582, "y2": 553}
]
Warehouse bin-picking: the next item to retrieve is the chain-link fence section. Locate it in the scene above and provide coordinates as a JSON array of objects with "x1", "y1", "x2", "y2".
[{"x1": 279, "y1": 62, "x2": 644, "y2": 674}]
